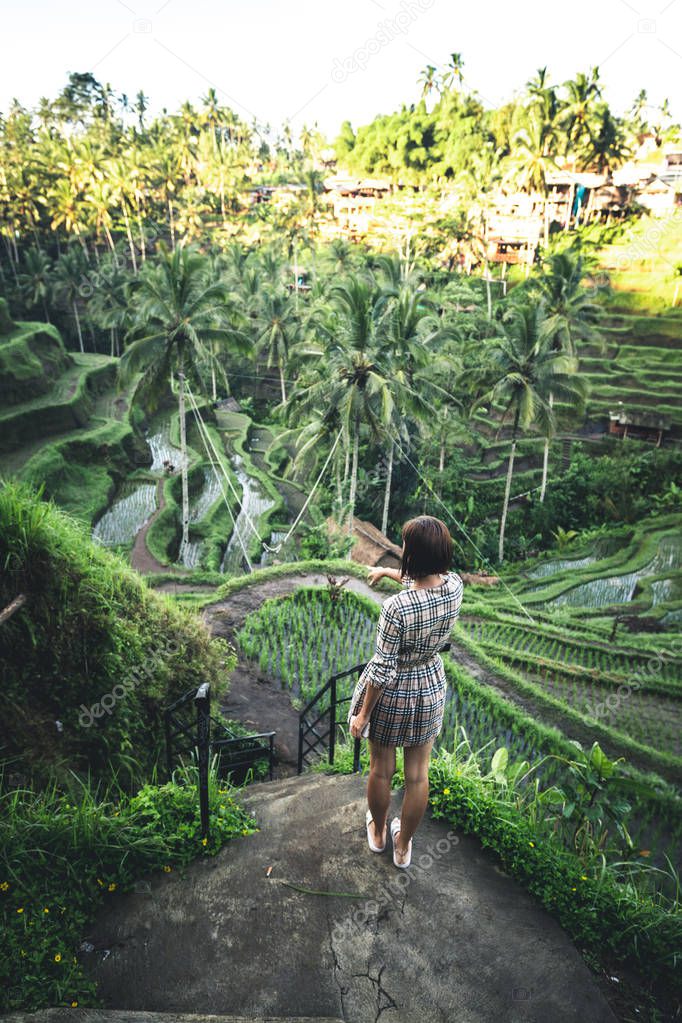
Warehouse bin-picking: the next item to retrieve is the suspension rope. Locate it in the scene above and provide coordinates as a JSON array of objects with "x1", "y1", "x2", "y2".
[
  {"x1": 185, "y1": 385, "x2": 253, "y2": 571},
  {"x1": 186, "y1": 382, "x2": 267, "y2": 548},
  {"x1": 263, "y1": 428, "x2": 344, "y2": 554},
  {"x1": 186, "y1": 382, "x2": 343, "y2": 560},
  {"x1": 392, "y1": 438, "x2": 537, "y2": 625}
]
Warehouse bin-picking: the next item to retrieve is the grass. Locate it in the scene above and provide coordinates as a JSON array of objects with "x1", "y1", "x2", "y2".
[{"x1": 0, "y1": 763, "x2": 257, "y2": 1012}]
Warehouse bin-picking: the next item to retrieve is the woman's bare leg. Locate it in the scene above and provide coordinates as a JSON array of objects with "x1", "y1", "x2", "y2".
[
  {"x1": 394, "y1": 739, "x2": 434, "y2": 862},
  {"x1": 367, "y1": 739, "x2": 396, "y2": 847}
]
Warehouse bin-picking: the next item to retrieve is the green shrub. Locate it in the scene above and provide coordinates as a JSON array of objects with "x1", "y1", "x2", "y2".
[
  {"x1": 0, "y1": 765, "x2": 257, "y2": 1012},
  {"x1": 0, "y1": 481, "x2": 235, "y2": 786}
]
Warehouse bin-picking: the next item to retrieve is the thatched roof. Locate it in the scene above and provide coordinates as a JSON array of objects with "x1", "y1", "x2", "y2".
[{"x1": 327, "y1": 516, "x2": 402, "y2": 568}]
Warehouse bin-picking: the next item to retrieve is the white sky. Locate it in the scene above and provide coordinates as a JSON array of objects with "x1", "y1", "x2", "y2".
[{"x1": 2, "y1": 0, "x2": 681, "y2": 138}]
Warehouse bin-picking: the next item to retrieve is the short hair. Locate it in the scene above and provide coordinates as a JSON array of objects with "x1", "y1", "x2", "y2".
[{"x1": 400, "y1": 516, "x2": 453, "y2": 579}]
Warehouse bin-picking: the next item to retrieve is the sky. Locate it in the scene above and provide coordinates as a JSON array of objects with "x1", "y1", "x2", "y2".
[{"x1": 2, "y1": 0, "x2": 681, "y2": 139}]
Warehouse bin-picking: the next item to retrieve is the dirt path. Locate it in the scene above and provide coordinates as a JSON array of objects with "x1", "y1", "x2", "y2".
[{"x1": 130, "y1": 479, "x2": 188, "y2": 576}]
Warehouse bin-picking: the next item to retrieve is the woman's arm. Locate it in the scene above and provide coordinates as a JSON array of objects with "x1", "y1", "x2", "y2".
[
  {"x1": 349, "y1": 601, "x2": 402, "y2": 737},
  {"x1": 365, "y1": 565, "x2": 405, "y2": 586}
]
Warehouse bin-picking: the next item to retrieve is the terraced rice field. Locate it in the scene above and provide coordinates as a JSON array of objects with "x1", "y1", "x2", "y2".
[
  {"x1": 235, "y1": 584, "x2": 682, "y2": 880},
  {"x1": 92, "y1": 481, "x2": 157, "y2": 546}
]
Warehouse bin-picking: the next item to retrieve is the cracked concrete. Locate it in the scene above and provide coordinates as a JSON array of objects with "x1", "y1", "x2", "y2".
[{"x1": 81, "y1": 773, "x2": 617, "y2": 1023}]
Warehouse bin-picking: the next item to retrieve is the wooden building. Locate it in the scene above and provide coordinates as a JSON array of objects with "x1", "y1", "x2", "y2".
[{"x1": 608, "y1": 405, "x2": 672, "y2": 445}]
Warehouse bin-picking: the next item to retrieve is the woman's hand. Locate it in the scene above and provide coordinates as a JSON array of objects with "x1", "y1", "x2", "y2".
[
  {"x1": 349, "y1": 714, "x2": 369, "y2": 739},
  {"x1": 365, "y1": 566, "x2": 385, "y2": 587}
]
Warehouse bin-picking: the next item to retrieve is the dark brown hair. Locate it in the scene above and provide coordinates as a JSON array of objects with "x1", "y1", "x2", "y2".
[{"x1": 400, "y1": 516, "x2": 453, "y2": 579}]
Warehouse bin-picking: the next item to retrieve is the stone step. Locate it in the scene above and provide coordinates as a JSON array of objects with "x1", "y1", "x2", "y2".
[{"x1": 2, "y1": 1012, "x2": 343, "y2": 1023}]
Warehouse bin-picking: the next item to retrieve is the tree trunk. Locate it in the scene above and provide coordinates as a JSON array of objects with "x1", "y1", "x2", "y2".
[
  {"x1": 498, "y1": 417, "x2": 519, "y2": 563},
  {"x1": 381, "y1": 439, "x2": 394, "y2": 536},
  {"x1": 72, "y1": 301, "x2": 84, "y2": 354},
  {"x1": 348, "y1": 412, "x2": 359, "y2": 537},
  {"x1": 539, "y1": 391, "x2": 554, "y2": 502},
  {"x1": 168, "y1": 197, "x2": 176, "y2": 248},
  {"x1": 279, "y1": 360, "x2": 287, "y2": 405},
  {"x1": 104, "y1": 225, "x2": 119, "y2": 265},
  {"x1": 177, "y1": 364, "x2": 190, "y2": 555},
  {"x1": 136, "y1": 208, "x2": 147, "y2": 262},
  {"x1": 122, "y1": 206, "x2": 138, "y2": 272}
]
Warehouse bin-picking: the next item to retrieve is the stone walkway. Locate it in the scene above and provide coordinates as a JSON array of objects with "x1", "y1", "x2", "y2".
[{"x1": 81, "y1": 773, "x2": 617, "y2": 1023}]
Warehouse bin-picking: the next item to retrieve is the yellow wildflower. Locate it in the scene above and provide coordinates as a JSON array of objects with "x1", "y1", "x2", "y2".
[
  {"x1": 71, "y1": 1002, "x2": 78, "y2": 1008},
  {"x1": 16, "y1": 907, "x2": 24, "y2": 914},
  {"x1": 107, "y1": 883, "x2": 117, "y2": 892},
  {"x1": 201, "y1": 837, "x2": 208, "y2": 846},
  {"x1": 571, "y1": 887, "x2": 577, "y2": 891},
  {"x1": 529, "y1": 841, "x2": 535, "y2": 848},
  {"x1": 581, "y1": 875, "x2": 588, "y2": 881},
  {"x1": 443, "y1": 787, "x2": 450, "y2": 795},
  {"x1": 0, "y1": 881, "x2": 9, "y2": 891},
  {"x1": 96, "y1": 879, "x2": 104, "y2": 887},
  {"x1": 54, "y1": 953, "x2": 62, "y2": 962},
  {"x1": 43, "y1": 907, "x2": 49, "y2": 914},
  {"x1": 163, "y1": 865, "x2": 172, "y2": 873}
]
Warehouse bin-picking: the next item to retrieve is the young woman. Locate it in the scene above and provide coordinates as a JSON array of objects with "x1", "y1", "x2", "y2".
[{"x1": 348, "y1": 515, "x2": 464, "y2": 868}]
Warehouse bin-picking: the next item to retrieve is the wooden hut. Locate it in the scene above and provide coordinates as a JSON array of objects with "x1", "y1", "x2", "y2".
[
  {"x1": 327, "y1": 516, "x2": 403, "y2": 569},
  {"x1": 608, "y1": 405, "x2": 671, "y2": 445}
]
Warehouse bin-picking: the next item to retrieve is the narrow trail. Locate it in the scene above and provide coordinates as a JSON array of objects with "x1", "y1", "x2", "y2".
[{"x1": 130, "y1": 479, "x2": 188, "y2": 576}]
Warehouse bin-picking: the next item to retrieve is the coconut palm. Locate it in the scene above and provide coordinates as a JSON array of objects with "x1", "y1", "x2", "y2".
[
  {"x1": 254, "y1": 287, "x2": 300, "y2": 403},
  {"x1": 289, "y1": 278, "x2": 395, "y2": 535},
  {"x1": 18, "y1": 246, "x2": 54, "y2": 321},
  {"x1": 53, "y1": 247, "x2": 89, "y2": 352},
  {"x1": 472, "y1": 301, "x2": 586, "y2": 562},
  {"x1": 119, "y1": 243, "x2": 250, "y2": 556},
  {"x1": 532, "y1": 250, "x2": 598, "y2": 500}
]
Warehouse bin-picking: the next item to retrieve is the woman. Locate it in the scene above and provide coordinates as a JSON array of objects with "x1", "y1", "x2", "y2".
[{"x1": 348, "y1": 515, "x2": 464, "y2": 868}]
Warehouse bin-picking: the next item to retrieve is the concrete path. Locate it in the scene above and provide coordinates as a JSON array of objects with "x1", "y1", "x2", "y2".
[{"x1": 81, "y1": 772, "x2": 617, "y2": 1023}]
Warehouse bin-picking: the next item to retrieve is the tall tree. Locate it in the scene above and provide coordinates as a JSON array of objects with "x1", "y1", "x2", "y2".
[{"x1": 120, "y1": 244, "x2": 249, "y2": 558}]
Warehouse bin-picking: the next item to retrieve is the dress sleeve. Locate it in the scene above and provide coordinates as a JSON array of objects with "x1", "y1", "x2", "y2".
[
  {"x1": 363, "y1": 600, "x2": 403, "y2": 691},
  {"x1": 450, "y1": 573, "x2": 464, "y2": 624}
]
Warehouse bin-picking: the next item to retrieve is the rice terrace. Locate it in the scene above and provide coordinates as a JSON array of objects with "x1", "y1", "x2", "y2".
[{"x1": 1, "y1": 5, "x2": 682, "y2": 1022}]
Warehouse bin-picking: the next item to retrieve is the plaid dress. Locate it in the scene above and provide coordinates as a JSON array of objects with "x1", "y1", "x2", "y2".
[{"x1": 347, "y1": 572, "x2": 464, "y2": 747}]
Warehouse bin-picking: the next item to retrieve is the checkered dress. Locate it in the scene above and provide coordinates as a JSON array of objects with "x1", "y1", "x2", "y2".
[{"x1": 347, "y1": 572, "x2": 464, "y2": 747}]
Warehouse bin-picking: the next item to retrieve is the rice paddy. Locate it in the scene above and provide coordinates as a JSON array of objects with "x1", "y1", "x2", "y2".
[{"x1": 91, "y1": 481, "x2": 157, "y2": 547}]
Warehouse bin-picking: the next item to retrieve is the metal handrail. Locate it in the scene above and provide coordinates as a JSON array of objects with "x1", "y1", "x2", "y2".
[{"x1": 164, "y1": 683, "x2": 278, "y2": 837}]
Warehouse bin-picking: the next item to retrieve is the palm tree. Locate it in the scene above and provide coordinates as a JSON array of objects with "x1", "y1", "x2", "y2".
[
  {"x1": 561, "y1": 69, "x2": 602, "y2": 156},
  {"x1": 18, "y1": 246, "x2": 54, "y2": 321},
  {"x1": 54, "y1": 247, "x2": 89, "y2": 352},
  {"x1": 418, "y1": 65, "x2": 440, "y2": 102},
  {"x1": 375, "y1": 286, "x2": 445, "y2": 532},
  {"x1": 533, "y1": 250, "x2": 599, "y2": 499},
  {"x1": 441, "y1": 53, "x2": 465, "y2": 93},
  {"x1": 119, "y1": 243, "x2": 249, "y2": 557},
  {"x1": 254, "y1": 287, "x2": 299, "y2": 403},
  {"x1": 472, "y1": 301, "x2": 585, "y2": 562},
  {"x1": 289, "y1": 278, "x2": 395, "y2": 535}
]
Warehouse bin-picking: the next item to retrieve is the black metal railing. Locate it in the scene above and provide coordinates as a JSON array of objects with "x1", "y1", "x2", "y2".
[
  {"x1": 164, "y1": 683, "x2": 276, "y2": 837},
  {"x1": 298, "y1": 661, "x2": 366, "y2": 774},
  {"x1": 297, "y1": 642, "x2": 453, "y2": 775}
]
